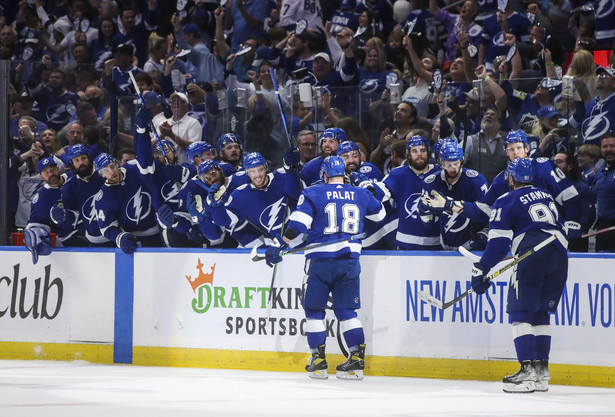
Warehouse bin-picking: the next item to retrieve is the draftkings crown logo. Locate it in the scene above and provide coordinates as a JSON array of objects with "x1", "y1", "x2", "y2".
[{"x1": 185, "y1": 258, "x2": 216, "y2": 314}]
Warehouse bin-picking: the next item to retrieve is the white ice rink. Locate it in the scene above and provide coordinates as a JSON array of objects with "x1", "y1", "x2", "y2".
[{"x1": 1, "y1": 360, "x2": 614, "y2": 417}]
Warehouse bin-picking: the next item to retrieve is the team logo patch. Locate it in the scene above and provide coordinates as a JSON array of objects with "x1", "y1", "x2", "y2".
[
  {"x1": 466, "y1": 169, "x2": 478, "y2": 177},
  {"x1": 424, "y1": 174, "x2": 436, "y2": 184},
  {"x1": 359, "y1": 165, "x2": 372, "y2": 174}
]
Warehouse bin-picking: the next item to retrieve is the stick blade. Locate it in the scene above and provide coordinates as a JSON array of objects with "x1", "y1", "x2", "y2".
[
  {"x1": 417, "y1": 290, "x2": 443, "y2": 309},
  {"x1": 458, "y1": 246, "x2": 480, "y2": 263},
  {"x1": 250, "y1": 246, "x2": 266, "y2": 262}
]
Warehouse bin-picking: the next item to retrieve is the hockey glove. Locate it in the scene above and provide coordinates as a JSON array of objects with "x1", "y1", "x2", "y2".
[
  {"x1": 50, "y1": 203, "x2": 67, "y2": 226},
  {"x1": 471, "y1": 262, "x2": 492, "y2": 295},
  {"x1": 423, "y1": 190, "x2": 462, "y2": 214},
  {"x1": 208, "y1": 183, "x2": 224, "y2": 208},
  {"x1": 135, "y1": 106, "x2": 153, "y2": 133},
  {"x1": 564, "y1": 221, "x2": 581, "y2": 239},
  {"x1": 265, "y1": 238, "x2": 288, "y2": 268},
  {"x1": 116, "y1": 232, "x2": 138, "y2": 254},
  {"x1": 468, "y1": 230, "x2": 488, "y2": 251},
  {"x1": 156, "y1": 204, "x2": 177, "y2": 229},
  {"x1": 187, "y1": 193, "x2": 206, "y2": 222},
  {"x1": 418, "y1": 193, "x2": 434, "y2": 216},
  {"x1": 283, "y1": 146, "x2": 300, "y2": 169},
  {"x1": 348, "y1": 171, "x2": 370, "y2": 187}
]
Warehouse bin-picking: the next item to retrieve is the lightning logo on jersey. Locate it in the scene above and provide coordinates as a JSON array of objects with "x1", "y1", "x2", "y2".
[
  {"x1": 403, "y1": 193, "x2": 422, "y2": 219},
  {"x1": 83, "y1": 194, "x2": 99, "y2": 223},
  {"x1": 582, "y1": 110, "x2": 610, "y2": 144},
  {"x1": 260, "y1": 197, "x2": 286, "y2": 232},
  {"x1": 127, "y1": 187, "x2": 152, "y2": 224}
]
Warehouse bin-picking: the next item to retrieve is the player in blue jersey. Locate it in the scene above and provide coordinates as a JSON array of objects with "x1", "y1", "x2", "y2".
[
  {"x1": 93, "y1": 151, "x2": 161, "y2": 253},
  {"x1": 337, "y1": 140, "x2": 391, "y2": 249},
  {"x1": 420, "y1": 130, "x2": 580, "y2": 237},
  {"x1": 50, "y1": 144, "x2": 110, "y2": 246},
  {"x1": 421, "y1": 142, "x2": 489, "y2": 250},
  {"x1": 265, "y1": 155, "x2": 385, "y2": 380},
  {"x1": 160, "y1": 159, "x2": 255, "y2": 248},
  {"x1": 471, "y1": 158, "x2": 568, "y2": 393},
  {"x1": 217, "y1": 133, "x2": 243, "y2": 171},
  {"x1": 300, "y1": 127, "x2": 347, "y2": 187},
  {"x1": 209, "y1": 151, "x2": 302, "y2": 246},
  {"x1": 26, "y1": 156, "x2": 85, "y2": 248},
  {"x1": 372, "y1": 135, "x2": 442, "y2": 250}
]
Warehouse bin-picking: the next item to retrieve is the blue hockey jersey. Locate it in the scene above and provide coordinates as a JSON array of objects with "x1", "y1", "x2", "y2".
[
  {"x1": 380, "y1": 164, "x2": 442, "y2": 249},
  {"x1": 480, "y1": 185, "x2": 568, "y2": 269},
  {"x1": 463, "y1": 158, "x2": 580, "y2": 225},
  {"x1": 287, "y1": 182, "x2": 385, "y2": 259},
  {"x1": 423, "y1": 168, "x2": 488, "y2": 249}
]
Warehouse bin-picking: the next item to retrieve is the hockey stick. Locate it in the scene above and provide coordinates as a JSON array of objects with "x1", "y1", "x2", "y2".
[
  {"x1": 250, "y1": 233, "x2": 366, "y2": 262},
  {"x1": 128, "y1": 71, "x2": 170, "y2": 164},
  {"x1": 418, "y1": 234, "x2": 558, "y2": 310},
  {"x1": 459, "y1": 246, "x2": 513, "y2": 263},
  {"x1": 582, "y1": 225, "x2": 615, "y2": 239},
  {"x1": 268, "y1": 68, "x2": 293, "y2": 147}
]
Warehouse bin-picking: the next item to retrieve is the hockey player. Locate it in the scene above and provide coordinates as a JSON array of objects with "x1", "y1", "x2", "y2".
[
  {"x1": 159, "y1": 159, "x2": 254, "y2": 248},
  {"x1": 336, "y1": 140, "x2": 383, "y2": 181},
  {"x1": 420, "y1": 130, "x2": 580, "y2": 237},
  {"x1": 300, "y1": 127, "x2": 347, "y2": 187},
  {"x1": 217, "y1": 133, "x2": 243, "y2": 171},
  {"x1": 50, "y1": 144, "x2": 110, "y2": 247},
  {"x1": 372, "y1": 135, "x2": 442, "y2": 250},
  {"x1": 265, "y1": 155, "x2": 385, "y2": 380},
  {"x1": 26, "y1": 156, "x2": 86, "y2": 248},
  {"x1": 94, "y1": 107, "x2": 169, "y2": 252},
  {"x1": 94, "y1": 151, "x2": 161, "y2": 253},
  {"x1": 421, "y1": 142, "x2": 488, "y2": 250},
  {"x1": 209, "y1": 151, "x2": 301, "y2": 245},
  {"x1": 186, "y1": 141, "x2": 236, "y2": 177},
  {"x1": 337, "y1": 140, "x2": 392, "y2": 249},
  {"x1": 471, "y1": 158, "x2": 568, "y2": 393}
]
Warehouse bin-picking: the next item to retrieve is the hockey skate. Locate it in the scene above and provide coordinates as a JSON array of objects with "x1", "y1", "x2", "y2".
[
  {"x1": 533, "y1": 359, "x2": 550, "y2": 392},
  {"x1": 305, "y1": 345, "x2": 328, "y2": 379},
  {"x1": 336, "y1": 344, "x2": 365, "y2": 380},
  {"x1": 502, "y1": 361, "x2": 536, "y2": 393}
]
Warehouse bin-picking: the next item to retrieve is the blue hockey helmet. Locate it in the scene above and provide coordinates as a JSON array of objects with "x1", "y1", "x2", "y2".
[
  {"x1": 154, "y1": 139, "x2": 176, "y2": 155},
  {"x1": 336, "y1": 140, "x2": 360, "y2": 156},
  {"x1": 243, "y1": 152, "x2": 267, "y2": 170},
  {"x1": 197, "y1": 159, "x2": 220, "y2": 176},
  {"x1": 319, "y1": 155, "x2": 346, "y2": 181},
  {"x1": 406, "y1": 135, "x2": 429, "y2": 151},
  {"x1": 320, "y1": 127, "x2": 347, "y2": 146},
  {"x1": 434, "y1": 137, "x2": 457, "y2": 159},
  {"x1": 217, "y1": 133, "x2": 241, "y2": 153},
  {"x1": 66, "y1": 143, "x2": 89, "y2": 161},
  {"x1": 507, "y1": 158, "x2": 533, "y2": 182},
  {"x1": 94, "y1": 153, "x2": 117, "y2": 172},
  {"x1": 503, "y1": 129, "x2": 528, "y2": 151},
  {"x1": 439, "y1": 142, "x2": 464, "y2": 162},
  {"x1": 187, "y1": 141, "x2": 214, "y2": 162}
]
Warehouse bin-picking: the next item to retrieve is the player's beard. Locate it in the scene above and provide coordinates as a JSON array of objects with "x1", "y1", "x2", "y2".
[
  {"x1": 346, "y1": 162, "x2": 358, "y2": 173},
  {"x1": 409, "y1": 155, "x2": 428, "y2": 171},
  {"x1": 75, "y1": 161, "x2": 94, "y2": 178},
  {"x1": 444, "y1": 167, "x2": 460, "y2": 180}
]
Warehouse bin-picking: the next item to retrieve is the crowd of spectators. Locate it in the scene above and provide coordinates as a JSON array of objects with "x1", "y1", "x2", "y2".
[{"x1": 5, "y1": 0, "x2": 615, "y2": 254}]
